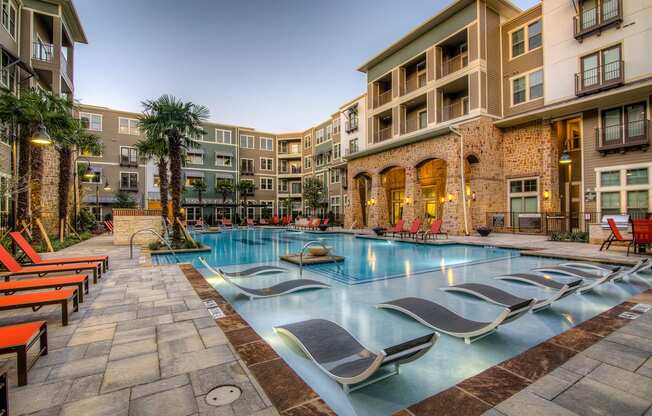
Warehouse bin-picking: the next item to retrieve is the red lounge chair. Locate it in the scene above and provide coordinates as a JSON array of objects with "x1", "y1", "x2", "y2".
[
  {"x1": 308, "y1": 218, "x2": 321, "y2": 230},
  {"x1": 272, "y1": 215, "x2": 280, "y2": 225},
  {"x1": 419, "y1": 219, "x2": 448, "y2": 240},
  {"x1": 322, "y1": 218, "x2": 330, "y2": 226},
  {"x1": 246, "y1": 218, "x2": 255, "y2": 227},
  {"x1": 282, "y1": 216, "x2": 290, "y2": 226},
  {"x1": 0, "y1": 289, "x2": 79, "y2": 326},
  {"x1": 0, "y1": 321, "x2": 47, "y2": 386},
  {"x1": 401, "y1": 218, "x2": 422, "y2": 239},
  {"x1": 221, "y1": 218, "x2": 232, "y2": 227},
  {"x1": 387, "y1": 219, "x2": 406, "y2": 238},
  {"x1": 600, "y1": 218, "x2": 633, "y2": 253},
  {"x1": 0, "y1": 245, "x2": 101, "y2": 284},
  {"x1": 632, "y1": 219, "x2": 652, "y2": 256},
  {"x1": 10, "y1": 232, "x2": 109, "y2": 273},
  {"x1": 0, "y1": 275, "x2": 89, "y2": 303}
]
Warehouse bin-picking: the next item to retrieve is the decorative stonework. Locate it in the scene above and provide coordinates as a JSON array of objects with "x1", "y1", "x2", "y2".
[{"x1": 41, "y1": 146, "x2": 61, "y2": 232}]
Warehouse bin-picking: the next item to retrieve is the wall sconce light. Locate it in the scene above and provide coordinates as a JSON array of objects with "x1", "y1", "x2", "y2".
[
  {"x1": 543, "y1": 190, "x2": 550, "y2": 200},
  {"x1": 366, "y1": 198, "x2": 376, "y2": 206},
  {"x1": 440, "y1": 196, "x2": 446, "y2": 203},
  {"x1": 404, "y1": 197, "x2": 412, "y2": 205},
  {"x1": 471, "y1": 191, "x2": 477, "y2": 201},
  {"x1": 447, "y1": 193, "x2": 454, "y2": 203}
]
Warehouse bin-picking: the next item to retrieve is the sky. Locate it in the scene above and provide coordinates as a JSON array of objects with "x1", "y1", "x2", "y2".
[{"x1": 74, "y1": 0, "x2": 539, "y2": 132}]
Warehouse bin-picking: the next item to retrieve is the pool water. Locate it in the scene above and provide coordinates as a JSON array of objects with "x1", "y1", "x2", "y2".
[
  {"x1": 153, "y1": 228, "x2": 651, "y2": 416},
  {"x1": 154, "y1": 228, "x2": 517, "y2": 284}
]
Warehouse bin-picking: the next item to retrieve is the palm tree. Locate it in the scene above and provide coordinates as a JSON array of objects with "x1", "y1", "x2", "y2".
[
  {"x1": 236, "y1": 180, "x2": 255, "y2": 222},
  {"x1": 191, "y1": 178, "x2": 207, "y2": 207},
  {"x1": 140, "y1": 95, "x2": 208, "y2": 244},
  {"x1": 136, "y1": 129, "x2": 169, "y2": 219},
  {"x1": 0, "y1": 92, "x2": 29, "y2": 224},
  {"x1": 215, "y1": 178, "x2": 234, "y2": 223}
]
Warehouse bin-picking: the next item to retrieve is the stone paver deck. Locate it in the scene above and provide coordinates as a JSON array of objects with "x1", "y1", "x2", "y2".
[{"x1": 0, "y1": 236, "x2": 276, "y2": 416}]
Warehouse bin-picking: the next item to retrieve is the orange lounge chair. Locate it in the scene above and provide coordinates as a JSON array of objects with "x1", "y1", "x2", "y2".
[
  {"x1": 401, "y1": 218, "x2": 422, "y2": 239},
  {"x1": 632, "y1": 219, "x2": 652, "y2": 256},
  {"x1": 272, "y1": 215, "x2": 280, "y2": 225},
  {"x1": 600, "y1": 218, "x2": 633, "y2": 253},
  {"x1": 308, "y1": 218, "x2": 321, "y2": 230},
  {"x1": 387, "y1": 219, "x2": 406, "y2": 238},
  {"x1": 221, "y1": 218, "x2": 233, "y2": 227},
  {"x1": 0, "y1": 289, "x2": 79, "y2": 326},
  {"x1": 0, "y1": 321, "x2": 47, "y2": 386},
  {"x1": 0, "y1": 275, "x2": 89, "y2": 303},
  {"x1": 11, "y1": 232, "x2": 109, "y2": 272},
  {"x1": 0, "y1": 245, "x2": 100, "y2": 284},
  {"x1": 419, "y1": 219, "x2": 448, "y2": 240}
]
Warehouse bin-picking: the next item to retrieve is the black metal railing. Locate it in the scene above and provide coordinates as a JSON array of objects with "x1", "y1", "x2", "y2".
[
  {"x1": 486, "y1": 212, "x2": 601, "y2": 235},
  {"x1": 32, "y1": 42, "x2": 53, "y2": 63},
  {"x1": 574, "y1": 0, "x2": 622, "y2": 41},
  {"x1": 596, "y1": 120, "x2": 650, "y2": 152},
  {"x1": 345, "y1": 119, "x2": 359, "y2": 133},
  {"x1": 575, "y1": 60, "x2": 623, "y2": 96}
]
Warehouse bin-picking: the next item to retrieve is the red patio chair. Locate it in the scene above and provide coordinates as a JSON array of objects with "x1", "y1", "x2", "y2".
[
  {"x1": 246, "y1": 218, "x2": 255, "y2": 227},
  {"x1": 600, "y1": 218, "x2": 633, "y2": 253},
  {"x1": 0, "y1": 289, "x2": 79, "y2": 326},
  {"x1": 387, "y1": 219, "x2": 406, "y2": 238},
  {"x1": 10, "y1": 232, "x2": 109, "y2": 272},
  {"x1": 401, "y1": 218, "x2": 422, "y2": 239},
  {"x1": 0, "y1": 321, "x2": 47, "y2": 386},
  {"x1": 272, "y1": 215, "x2": 279, "y2": 225},
  {"x1": 221, "y1": 218, "x2": 232, "y2": 227},
  {"x1": 419, "y1": 219, "x2": 448, "y2": 240},
  {"x1": 632, "y1": 219, "x2": 652, "y2": 256},
  {"x1": 0, "y1": 275, "x2": 89, "y2": 303}
]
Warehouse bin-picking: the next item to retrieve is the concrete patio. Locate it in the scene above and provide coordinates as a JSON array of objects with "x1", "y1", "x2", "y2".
[{"x1": 0, "y1": 235, "x2": 277, "y2": 416}]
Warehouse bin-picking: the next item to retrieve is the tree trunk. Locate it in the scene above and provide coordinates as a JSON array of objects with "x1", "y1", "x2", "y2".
[
  {"x1": 168, "y1": 137, "x2": 182, "y2": 244},
  {"x1": 16, "y1": 131, "x2": 30, "y2": 225},
  {"x1": 157, "y1": 157, "x2": 169, "y2": 220},
  {"x1": 57, "y1": 146, "x2": 73, "y2": 238},
  {"x1": 30, "y1": 143, "x2": 44, "y2": 243}
]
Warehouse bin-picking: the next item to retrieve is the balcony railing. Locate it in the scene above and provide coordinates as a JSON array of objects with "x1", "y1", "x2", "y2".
[
  {"x1": 32, "y1": 42, "x2": 53, "y2": 63},
  {"x1": 120, "y1": 158, "x2": 139, "y2": 167},
  {"x1": 403, "y1": 117, "x2": 427, "y2": 134},
  {"x1": 574, "y1": 0, "x2": 622, "y2": 41},
  {"x1": 279, "y1": 167, "x2": 302, "y2": 175},
  {"x1": 403, "y1": 73, "x2": 427, "y2": 95},
  {"x1": 345, "y1": 145, "x2": 359, "y2": 156},
  {"x1": 374, "y1": 126, "x2": 392, "y2": 143},
  {"x1": 596, "y1": 120, "x2": 650, "y2": 153},
  {"x1": 375, "y1": 90, "x2": 392, "y2": 108},
  {"x1": 241, "y1": 170, "x2": 254, "y2": 176},
  {"x1": 441, "y1": 99, "x2": 469, "y2": 122},
  {"x1": 575, "y1": 60, "x2": 623, "y2": 96},
  {"x1": 442, "y1": 53, "x2": 468, "y2": 77},
  {"x1": 60, "y1": 50, "x2": 71, "y2": 81},
  {"x1": 345, "y1": 119, "x2": 359, "y2": 133},
  {"x1": 120, "y1": 184, "x2": 138, "y2": 191}
]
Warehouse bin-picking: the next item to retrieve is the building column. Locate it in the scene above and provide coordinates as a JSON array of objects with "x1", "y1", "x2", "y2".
[
  {"x1": 403, "y1": 166, "x2": 421, "y2": 224},
  {"x1": 369, "y1": 173, "x2": 388, "y2": 227},
  {"x1": 442, "y1": 157, "x2": 465, "y2": 235},
  {"x1": 540, "y1": 121, "x2": 560, "y2": 212}
]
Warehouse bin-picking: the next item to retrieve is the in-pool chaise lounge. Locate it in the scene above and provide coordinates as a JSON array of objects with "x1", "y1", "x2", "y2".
[
  {"x1": 10, "y1": 232, "x2": 109, "y2": 272},
  {"x1": 533, "y1": 265, "x2": 624, "y2": 281},
  {"x1": 560, "y1": 259, "x2": 649, "y2": 276},
  {"x1": 274, "y1": 318, "x2": 437, "y2": 393},
  {"x1": 441, "y1": 281, "x2": 581, "y2": 312},
  {"x1": 199, "y1": 257, "x2": 329, "y2": 299},
  {"x1": 217, "y1": 265, "x2": 288, "y2": 278},
  {"x1": 0, "y1": 245, "x2": 101, "y2": 283},
  {"x1": 495, "y1": 269, "x2": 623, "y2": 294},
  {"x1": 376, "y1": 296, "x2": 535, "y2": 343}
]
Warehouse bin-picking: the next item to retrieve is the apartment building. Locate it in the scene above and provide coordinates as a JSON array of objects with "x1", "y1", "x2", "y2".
[
  {"x1": 237, "y1": 127, "x2": 276, "y2": 221},
  {"x1": 0, "y1": 0, "x2": 86, "y2": 229},
  {"x1": 277, "y1": 132, "x2": 304, "y2": 218}
]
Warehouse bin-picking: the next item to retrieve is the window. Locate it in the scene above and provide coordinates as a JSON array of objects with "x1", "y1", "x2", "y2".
[
  {"x1": 1, "y1": 0, "x2": 16, "y2": 39},
  {"x1": 627, "y1": 168, "x2": 648, "y2": 186},
  {"x1": 316, "y1": 129, "x2": 324, "y2": 144},
  {"x1": 215, "y1": 154, "x2": 233, "y2": 167},
  {"x1": 289, "y1": 142, "x2": 300, "y2": 154},
  {"x1": 239, "y1": 135, "x2": 254, "y2": 149},
  {"x1": 260, "y1": 137, "x2": 273, "y2": 151},
  {"x1": 601, "y1": 171, "x2": 620, "y2": 187},
  {"x1": 511, "y1": 28, "x2": 525, "y2": 58},
  {"x1": 330, "y1": 196, "x2": 341, "y2": 216},
  {"x1": 241, "y1": 159, "x2": 254, "y2": 174},
  {"x1": 120, "y1": 172, "x2": 138, "y2": 190},
  {"x1": 330, "y1": 168, "x2": 340, "y2": 184},
  {"x1": 153, "y1": 175, "x2": 160, "y2": 187},
  {"x1": 184, "y1": 175, "x2": 203, "y2": 187},
  {"x1": 215, "y1": 129, "x2": 233, "y2": 145},
  {"x1": 279, "y1": 179, "x2": 288, "y2": 192},
  {"x1": 120, "y1": 147, "x2": 138, "y2": 166},
  {"x1": 418, "y1": 110, "x2": 428, "y2": 129},
  {"x1": 118, "y1": 118, "x2": 139, "y2": 135},
  {"x1": 260, "y1": 200, "x2": 274, "y2": 218},
  {"x1": 0, "y1": 51, "x2": 16, "y2": 92},
  {"x1": 512, "y1": 69, "x2": 543, "y2": 105},
  {"x1": 260, "y1": 177, "x2": 273, "y2": 190},
  {"x1": 291, "y1": 182, "x2": 302, "y2": 194},
  {"x1": 304, "y1": 156, "x2": 312, "y2": 170},
  {"x1": 333, "y1": 144, "x2": 341, "y2": 159},
  {"x1": 187, "y1": 151, "x2": 203, "y2": 165},
  {"x1": 81, "y1": 166, "x2": 101, "y2": 184},
  {"x1": 79, "y1": 112, "x2": 102, "y2": 131},
  {"x1": 333, "y1": 120, "x2": 340, "y2": 134},
  {"x1": 512, "y1": 77, "x2": 526, "y2": 105},
  {"x1": 508, "y1": 178, "x2": 539, "y2": 214},
  {"x1": 528, "y1": 20, "x2": 542, "y2": 50},
  {"x1": 601, "y1": 102, "x2": 647, "y2": 145},
  {"x1": 349, "y1": 138, "x2": 359, "y2": 154},
  {"x1": 260, "y1": 158, "x2": 273, "y2": 171},
  {"x1": 601, "y1": 192, "x2": 620, "y2": 215},
  {"x1": 325, "y1": 125, "x2": 332, "y2": 140}
]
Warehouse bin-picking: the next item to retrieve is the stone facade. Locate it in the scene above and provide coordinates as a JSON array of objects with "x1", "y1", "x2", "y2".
[
  {"x1": 113, "y1": 214, "x2": 164, "y2": 246},
  {"x1": 41, "y1": 146, "x2": 61, "y2": 232}
]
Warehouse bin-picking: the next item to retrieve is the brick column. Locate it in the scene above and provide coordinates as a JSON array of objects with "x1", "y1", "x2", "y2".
[
  {"x1": 442, "y1": 157, "x2": 465, "y2": 235},
  {"x1": 403, "y1": 166, "x2": 421, "y2": 223},
  {"x1": 369, "y1": 173, "x2": 388, "y2": 227}
]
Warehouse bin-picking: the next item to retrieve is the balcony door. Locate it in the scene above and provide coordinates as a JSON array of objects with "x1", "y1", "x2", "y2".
[
  {"x1": 390, "y1": 189, "x2": 404, "y2": 225},
  {"x1": 580, "y1": 0, "x2": 598, "y2": 31},
  {"x1": 625, "y1": 102, "x2": 646, "y2": 141},
  {"x1": 581, "y1": 53, "x2": 599, "y2": 89},
  {"x1": 602, "y1": 46, "x2": 621, "y2": 82}
]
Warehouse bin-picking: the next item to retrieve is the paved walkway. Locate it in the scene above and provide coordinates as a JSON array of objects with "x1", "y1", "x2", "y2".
[
  {"x1": 0, "y1": 236, "x2": 276, "y2": 416},
  {"x1": 486, "y1": 290, "x2": 652, "y2": 416}
]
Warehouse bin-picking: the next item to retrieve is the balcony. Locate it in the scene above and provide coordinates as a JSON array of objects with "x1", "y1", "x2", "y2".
[
  {"x1": 439, "y1": 29, "x2": 468, "y2": 78},
  {"x1": 345, "y1": 119, "x2": 359, "y2": 133},
  {"x1": 442, "y1": 99, "x2": 469, "y2": 123},
  {"x1": 376, "y1": 90, "x2": 392, "y2": 107},
  {"x1": 596, "y1": 120, "x2": 650, "y2": 154},
  {"x1": 374, "y1": 127, "x2": 392, "y2": 143},
  {"x1": 442, "y1": 53, "x2": 468, "y2": 77},
  {"x1": 279, "y1": 166, "x2": 302, "y2": 176},
  {"x1": 373, "y1": 74, "x2": 393, "y2": 108},
  {"x1": 401, "y1": 55, "x2": 427, "y2": 96},
  {"x1": 575, "y1": 60, "x2": 624, "y2": 96},
  {"x1": 32, "y1": 42, "x2": 54, "y2": 63},
  {"x1": 574, "y1": 0, "x2": 622, "y2": 42}
]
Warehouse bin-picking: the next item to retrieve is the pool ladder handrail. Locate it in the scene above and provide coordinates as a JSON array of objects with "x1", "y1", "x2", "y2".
[
  {"x1": 299, "y1": 240, "x2": 329, "y2": 277},
  {"x1": 129, "y1": 228, "x2": 180, "y2": 262}
]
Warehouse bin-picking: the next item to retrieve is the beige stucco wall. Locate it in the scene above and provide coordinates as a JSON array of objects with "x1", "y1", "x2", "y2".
[{"x1": 113, "y1": 215, "x2": 163, "y2": 246}]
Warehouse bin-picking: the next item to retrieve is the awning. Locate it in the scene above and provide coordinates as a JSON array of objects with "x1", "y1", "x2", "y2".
[
  {"x1": 0, "y1": 45, "x2": 38, "y2": 80},
  {"x1": 187, "y1": 148, "x2": 205, "y2": 154},
  {"x1": 215, "y1": 172, "x2": 234, "y2": 179},
  {"x1": 215, "y1": 151, "x2": 234, "y2": 157},
  {"x1": 184, "y1": 170, "x2": 204, "y2": 177}
]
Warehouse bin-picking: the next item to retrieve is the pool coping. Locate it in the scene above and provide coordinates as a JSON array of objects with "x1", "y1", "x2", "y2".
[{"x1": 178, "y1": 259, "x2": 651, "y2": 416}]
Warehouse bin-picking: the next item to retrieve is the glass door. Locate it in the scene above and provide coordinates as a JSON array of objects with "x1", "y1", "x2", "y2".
[
  {"x1": 581, "y1": 53, "x2": 599, "y2": 88},
  {"x1": 625, "y1": 102, "x2": 646, "y2": 141},
  {"x1": 602, "y1": 46, "x2": 621, "y2": 82},
  {"x1": 390, "y1": 189, "x2": 405, "y2": 225}
]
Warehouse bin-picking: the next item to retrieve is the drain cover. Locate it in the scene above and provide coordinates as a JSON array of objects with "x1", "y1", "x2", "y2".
[{"x1": 206, "y1": 385, "x2": 242, "y2": 406}]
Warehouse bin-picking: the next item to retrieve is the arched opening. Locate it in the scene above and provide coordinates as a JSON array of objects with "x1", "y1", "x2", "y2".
[
  {"x1": 354, "y1": 173, "x2": 372, "y2": 227},
  {"x1": 381, "y1": 167, "x2": 406, "y2": 225},
  {"x1": 465, "y1": 154, "x2": 481, "y2": 227},
  {"x1": 417, "y1": 159, "x2": 447, "y2": 223}
]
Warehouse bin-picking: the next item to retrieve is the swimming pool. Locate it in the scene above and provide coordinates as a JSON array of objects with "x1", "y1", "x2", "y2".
[
  {"x1": 154, "y1": 228, "x2": 517, "y2": 284},
  {"x1": 153, "y1": 228, "x2": 651, "y2": 416}
]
